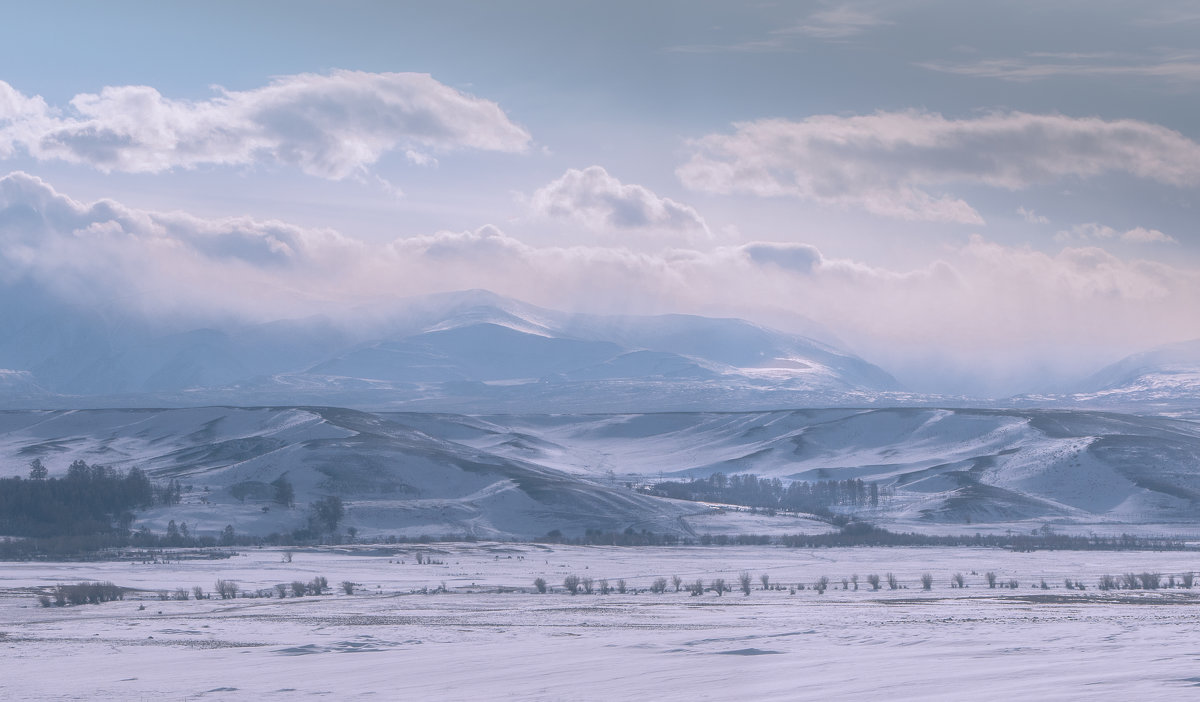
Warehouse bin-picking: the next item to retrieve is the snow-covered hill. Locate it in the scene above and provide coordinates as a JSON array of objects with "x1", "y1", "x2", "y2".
[
  {"x1": 1014, "y1": 339, "x2": 1200, "y2": 415},
  {"x1": 0, "y1": 288, "x2": 903, "y2": 411},
  {"x1": 3, "y1": 406, "x2": 1199, "y2": 538}
]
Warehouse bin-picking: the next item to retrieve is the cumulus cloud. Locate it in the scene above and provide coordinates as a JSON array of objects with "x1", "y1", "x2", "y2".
[
  {"x1": 677, "y1": 110, "x2": 1200, "y2": 224},
  {"x1": 0, "y1": 71, "x2": 530, "y2": 179},
  {"x1": 1055, "y1": 222, "x2": 1177, "y2": 244},
  {"x1": 528, "y1": 166, "x2": 709, "y2": 238},
  {"x1": 3, "y1": 171, "x2": 1199, "y2": 393}
]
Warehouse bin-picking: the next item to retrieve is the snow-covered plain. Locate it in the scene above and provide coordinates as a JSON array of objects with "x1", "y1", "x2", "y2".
[{"x1": 4, "y1": 544, "x2": 1200, "y2": 700}]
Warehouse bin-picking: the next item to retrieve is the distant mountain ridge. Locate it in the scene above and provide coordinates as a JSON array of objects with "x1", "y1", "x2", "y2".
[
  {"x1": 0, "y1": 287, "x2": 903, "y2": 411},
  {"x1": 1013, "y1": 339, "x2": 1200, "y2": 414}
]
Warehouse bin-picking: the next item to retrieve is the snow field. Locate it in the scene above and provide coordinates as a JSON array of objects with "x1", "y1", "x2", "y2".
[{"x1": 4, "y1": 544, "x2": 1200, "y2": 700}]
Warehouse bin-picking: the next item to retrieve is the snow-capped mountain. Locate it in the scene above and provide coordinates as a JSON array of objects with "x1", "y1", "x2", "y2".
[
  {"x1": 0, "y1": 287, "x2": 903, "y2": 411},
  {"x1": 1014, "y1": 339, "x2": 1200, "y2": 415}
]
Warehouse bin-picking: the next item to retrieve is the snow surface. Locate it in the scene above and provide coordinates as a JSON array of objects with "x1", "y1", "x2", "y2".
[{"x1": 4, "y1": 544, "x2": 1200, "y2": 700}]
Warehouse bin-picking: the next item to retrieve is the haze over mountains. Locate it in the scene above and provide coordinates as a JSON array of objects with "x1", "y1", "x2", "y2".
[
  {"x1": 1, "y1": 282, "x2": 1196, "y2": 413},
  {"x1": 0, "y1": 287, "x2": 911, "y2": 412}
]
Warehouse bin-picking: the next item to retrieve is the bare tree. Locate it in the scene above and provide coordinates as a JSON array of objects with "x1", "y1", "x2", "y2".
[
  {"x1": 867, "y1": 574, "x2": 881, "y2": 591},
  {"x1": 581, "y1": 577, "x2": 594, "y2": 595},
  {"x1": 738, "y1": 571, "x2": 752, "y2": 596},
  {"x1": 952, "y1": 573, "x2": 965, "y2": 588},
  {"x1": 760, "y1": 573, "x2": 770, "y2": 591},
  {"x1": 1183, "y1": 572, "x2": 1195, "y2": 589},
  {"x1": 672, "y1": 575, "x2": 683, "y2": 592},
  {"x1": 215, "y1": 579, "x2": 239, "y2": 599},
  {"x1": 886, "y1": 573, "x2": 899, "y2": 590},
  {"x1": 814, "y1": 576, "x2": 829, "y2": 594},
  {"x1": 341, "y1": 581, "x2": 355, "y2": 595},
  {"x1": 275, "y1": 583, "x2": 289, "y2": 598},
  {"x1": 650, "y1": 577, "x2": 667, "y2": 594},
  {"x1": 563, "y1": 574, "x2": 581, "y2": 595},
  {"x1": 534, "y1": 577, "x2": 547, "y2": 593},
  {"x1": 920, "y1": 573, "x2": 933, "y2": 590},
  {"x1": 292, "y1": 581, "x2": 307, "y2": 597},
  {"x1": 841, "y1": 577, "x2": 849, "y2": 590},
  {"x1": 689, "y1": 578, "x2": 704, "y2": 596},
  {"x1": 851, "y1": 574, "x2": 859, "y2": 591},
  {"x1": 712, "y1": 578, "x2": 726, "y2": 596},
  {"x1": 1139, "y1": 572, "x2": 1161, "y2": 590},
  {"x1": 985, "y1": 571, "x2": 997, "y2": 588},
  {"x1": 192, "y1": 586, "x2": 205, "y2": 600},
  {"x1": 600, "y1": 578, "x2": 612, "y2": 595},
  {"x1": 616, "y1": 578, "x2": 627, "y2": 594}
]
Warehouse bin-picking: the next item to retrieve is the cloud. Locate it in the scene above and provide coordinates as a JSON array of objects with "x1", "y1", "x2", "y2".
[
  {"x1": 918, "y1": 51, "x2": 1200, "y2": 84},
  {"x1": 1055, "y1": 222, "x2": 1177, "y2": 244},
  {"x1": 780, "y1": 6, "x2": 890, "y2": 39},
  {"x1": 667, "y1": 3, "x2": 889, "y2": 52},
  {"x1": 1017, "y1": 206, "x2": 1049, "y2": 224},
  {"x1": 677, "y1": 110, "x2": 1200, "y2": 224},
  {"x1": 0, "y1": 71, "x2": 530, "y2": 179},
  {"x1": 528, "y1": 166, "x2": 709, "y2": 238},
  {"x1": 3, "y1": 171, "x2": 1199, "y2": 394},
  {"x1": 741, "y1": 242, "x2": 823, "y2": 273}
]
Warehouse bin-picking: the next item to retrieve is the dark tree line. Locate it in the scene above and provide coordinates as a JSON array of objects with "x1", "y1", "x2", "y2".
[
  {"x1": 641, "y1": 473, "x2": 883, "y2": 515},
  {"x1": 0, "y1": 460, "x2": 158, "y2": 537}
]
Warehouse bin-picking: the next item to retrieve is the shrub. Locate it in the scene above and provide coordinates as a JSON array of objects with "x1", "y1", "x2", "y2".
[
  {"x1": 841, "y1": 577, "x2": 849, "y2": 590},
  {"x1": 1098, "y1": 574, "x2": 1117, "y2": 591},
  {"x1": 193, "y1": 586, "x2": 205, "y2": 600},
  {"x1": 1139, "y1": 572, "x2": 1161, "y2": 590},
  {"x1": 814, "y1": 576, "x2": 829, "y2": 594},
  {"x1": 689, "y1": 578, "x2": 704, "y2": 596},
  {"x1": 985, "y1": 571, "x2": 997, "y2": 588},
  {"x1": 563, "y1": 574, "x2": 581, "y2": 595},
  {"x1": 173, "y1": 588, "x2": 189, "y2": 601},
  {"x1": 291, "y1": 581, "x2": 307, "y2": 597},
  {"x1": 920, "y1": 573, "x2": 933, "y2": 590},
  {"x1": 672, "y1": 575, "x2": 683, "y2": 592},
  {"x1": 739, "y1": 572, "x2": 752, "y2": 596},
  {"x1": 599, "y1": 578, "x2": 611, "y2": 595},
  {"x1": 1122, "y1": 573, "x2": 1141, "y2": 590},
  {"x1": 867, "y1": 574, "x2": 881, "y2": 591},
  {"x1": 616, "y1": 578, "x2": 627, "y2": 594},
  {"x1": 712, "y1": 578, "x2": 726, "y2": 596},
  {"x1": 341, "y1": 581, "x2": 355, "y2": 595},
  {"x1": 38, "y1": 594, "x2": 52, "y2": 607},
  {"x1": 215, "y1": 579, "x2": 239, "y2": 599},
  {"x1": 851, "y1": 574, "x2": 859, "y2": 591},
  {"x1": 1183, "y1": 572, "x2": 1195, "y2": 589},
  {"x1": 1006, "y1": 579, "x2": 1019, "y2": 589},
  {"x1": 952, "y1": 573, "x2": 965, "y2": 588},
  {"x1": 1039, "y1": 579, "x2": 1049, "y2": 590},
  {"x1": 581, "y1": 577, "x2": 594, "y2": 595},
  {"x1": 533, "y1": 577, "x2": 547, "y2": 593},
  {"x1": 886, "y1": 573, "x2": 898, "y2": 590},
  {"x1": 650, "y1": 577, "x2": 667, "y2": 594},
  {"x1": 760, "y1": 574, "x2": 770, "y2": 591},
  {"x1": 309, "y1": 576, "x2": 328, "y2": 595},
  {"x1": 275, "y1": 583, "x2": 289, "y2": 598}
]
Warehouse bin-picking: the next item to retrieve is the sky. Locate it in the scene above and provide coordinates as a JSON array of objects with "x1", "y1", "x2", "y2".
[{"x1": 0, "y1": 1, "x2": 1198, "y2": 395}]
